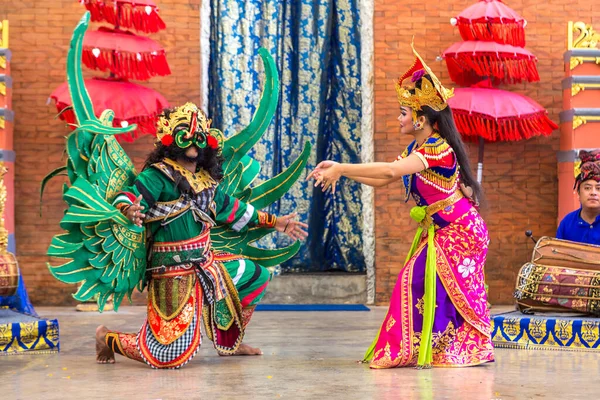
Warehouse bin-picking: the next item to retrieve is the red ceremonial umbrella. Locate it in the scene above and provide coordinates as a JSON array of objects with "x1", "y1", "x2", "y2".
[
  {"x1": 449, "y1": 86, "x2": 557, "y2": 142},
  {"x1": 448, "y1": 84, "x2": 557, "y2": 181},
  {"x1": 452, "y1": 0, "x2": 526, "y2": 47},
  {"x1": 443, "y1": 41, "x2": 539, "y2": 86},
  {"x1": 50, "y1": 77, "x2": 169, "y2": 142},
  {"x1": 82, "y1": 27, "x2": 171, "y2": 81},
  {"x1": 81, "y1": 0, "x2": 166, "y2": 34}
]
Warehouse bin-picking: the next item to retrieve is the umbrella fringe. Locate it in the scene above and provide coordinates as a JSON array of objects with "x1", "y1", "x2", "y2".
[
  {"x1": 82, "y1": 48, "x2": 171, "y2": 81},
  {"x1": 52, "y1": 101, "x2": 160, "y2": 143},
  {"x1": 84, "y1": 0, "x2": 166, "y2": 34},
  {"x1": 446, "y1": 55, "x2": 539, "y2": 86},
  {"x1": 457, "y1": 21, "x2": 525, "y2": 47},
  {"x1": 452, "y1": 110, "x2": 558, "y2": 142}
]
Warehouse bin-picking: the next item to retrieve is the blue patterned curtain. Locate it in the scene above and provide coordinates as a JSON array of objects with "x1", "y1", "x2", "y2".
[{"x1": 209, "y1": 0, "x2": 365, "y2": 273}]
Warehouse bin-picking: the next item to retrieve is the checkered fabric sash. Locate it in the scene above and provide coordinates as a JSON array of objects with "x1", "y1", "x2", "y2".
[
  {"x1": 142, "y1": 311, "x2": 199, "y2": 365},
  {"x1": 145, "y1": 198, "x2": 190, "y2": 222},
  {"x1": 145, "y1": 188, "x2": 217, "y2": 225}
]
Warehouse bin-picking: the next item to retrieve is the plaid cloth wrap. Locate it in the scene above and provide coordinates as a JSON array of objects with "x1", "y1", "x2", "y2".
[
  {"x1": 145, "y1": 187, "x2": 217, "y2": 225},
  {"x1": 138, "y1": 231, "x2": 245, "y2": 368}
]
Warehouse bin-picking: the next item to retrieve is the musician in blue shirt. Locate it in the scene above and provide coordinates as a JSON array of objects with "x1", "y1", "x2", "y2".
[{"x1": 557, "y1": 150, "x2": 600, "y2": 245}]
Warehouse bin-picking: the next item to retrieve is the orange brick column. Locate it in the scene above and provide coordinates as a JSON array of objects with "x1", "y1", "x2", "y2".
[{"x1": 558, "y1": 21, "x2": 600, "y2": 221}]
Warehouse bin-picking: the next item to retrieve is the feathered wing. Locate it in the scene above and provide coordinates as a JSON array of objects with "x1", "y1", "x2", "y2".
[
  {"x1": 210, "y1": 48, "x2": 311, "y2": 267},
  {"x1": 43, "y1": 13, "x2": 146, "y2": 312}
]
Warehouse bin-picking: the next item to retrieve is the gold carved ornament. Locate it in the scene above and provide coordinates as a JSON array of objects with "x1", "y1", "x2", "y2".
[{"x1": 568, "y1": 21, "x2": 600, "y2": 70}]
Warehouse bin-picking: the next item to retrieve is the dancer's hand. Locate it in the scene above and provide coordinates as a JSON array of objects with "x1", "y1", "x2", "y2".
[
  {"x1": 313, "y1": 160, "x2": 338, "y2": 172},
  {"x1": 307, "y1": 160, "x2": 338, "y2": 181},
  {"x1": 124, "y1": 195, "x2": 146, "y2": 227},
  {"x1": 308, "y1": 161, "x2": 342, "y2": 193},
  {"x1": 275, "y1": 212, "x2": 309, "y2": 241}
]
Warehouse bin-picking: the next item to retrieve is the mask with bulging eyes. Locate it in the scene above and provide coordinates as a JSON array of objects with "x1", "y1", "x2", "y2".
[{"x1": 156, "y1": 103, "x2": 219, "y2": 150}]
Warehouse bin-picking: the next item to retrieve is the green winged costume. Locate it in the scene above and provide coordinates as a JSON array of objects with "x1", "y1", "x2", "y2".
[{"x1": 43, "y1": 13, "x2": 310, "y2": 369}]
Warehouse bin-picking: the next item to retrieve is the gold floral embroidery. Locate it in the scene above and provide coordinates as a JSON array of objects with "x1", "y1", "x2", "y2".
[
  {"x1": 411, "y1": 321, "x2": 494, "y2": 366},
  {"x1": 413, "y1": 321, "x2": 457, "y2": 354},
  {"x1": 434, "y1": 209, "x2": 491, "y2": 337},
  {"x1": 416, "y1": 298, "x2": 425, "y2": 315},
  {"x1": 370, "y1": 193, "x2": 494, "y2": 369},
  {"x1": 241, "y1": 307, "x2": 254, "y2": 329},
  {"x1": 386, "y1": 316, "x2": 396, "y2": 332},
  {"x1": 370, "y1": 342, "x2": 400, "y2": 369},
  {"x1": 117, "y1": 333, "x2": 144, "y2": 362},
  {"x1": 160, "y1": 158, "x2": 217, "y2": 194},
  {"x1": 415, "y1": 297, "x2": 438, "y2": 315},
  {"x1": 371, "y1": 245, "x2": 418, "y2": 369}
]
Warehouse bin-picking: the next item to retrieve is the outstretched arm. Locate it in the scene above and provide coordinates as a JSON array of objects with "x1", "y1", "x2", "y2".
[
  {"x1": 343, "y1": 175, "x2": 402, "y2": 188},
  {"x1": 307, "y1": 154, "x2": 426, "y2": 192},
  {"x1": 339, "y1": 154, "x2": 425, "y2": 179}
]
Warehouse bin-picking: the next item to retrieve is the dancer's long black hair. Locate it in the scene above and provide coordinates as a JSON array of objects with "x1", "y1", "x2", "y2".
[{"x1": 412, "y1": 75, "x2": 483, "y2": 204}]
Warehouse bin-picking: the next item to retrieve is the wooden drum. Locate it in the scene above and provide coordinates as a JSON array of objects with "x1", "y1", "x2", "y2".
[{"x1": 0, "y1": 252, "x2": 19, "y2": 297}]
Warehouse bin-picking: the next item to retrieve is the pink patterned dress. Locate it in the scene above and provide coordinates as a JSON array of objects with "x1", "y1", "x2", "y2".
[{"x1": 368, "y1": 133, "x2": 494, "y2": 368}]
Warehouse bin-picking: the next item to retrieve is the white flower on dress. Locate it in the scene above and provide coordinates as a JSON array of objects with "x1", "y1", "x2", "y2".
[{"x1": 458, "y1": 258, "x2": 476, "y2": 278}]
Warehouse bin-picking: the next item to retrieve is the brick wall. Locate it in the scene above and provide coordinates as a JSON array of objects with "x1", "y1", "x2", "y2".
[
  {"x1": 373, "y1": 1, "x2": 600, "y2": 304},
  {"x1": 1, "y1": 0, "x2": 200, "y2": 306},
  {"x1": 3, "y1": 0, "x2": 599, "y2": 306}
]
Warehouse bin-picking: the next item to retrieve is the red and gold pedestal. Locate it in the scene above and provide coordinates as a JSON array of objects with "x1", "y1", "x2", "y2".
[{"x1": 558, "y1": 22, "x2": 600, "y2": 221}]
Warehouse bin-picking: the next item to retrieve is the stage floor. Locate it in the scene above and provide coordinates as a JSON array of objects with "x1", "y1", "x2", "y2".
[{"x1": 3, "y1": 306, "x2": 598, "y2": 400}]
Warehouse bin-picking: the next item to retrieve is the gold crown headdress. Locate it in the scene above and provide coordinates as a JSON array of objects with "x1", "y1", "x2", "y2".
[
  {"x1": 156, "y1": 102, "x2": 220, "y2": 149},
  {"x1": 395, "y1": 41, "x2": 454, "y2": 123}
]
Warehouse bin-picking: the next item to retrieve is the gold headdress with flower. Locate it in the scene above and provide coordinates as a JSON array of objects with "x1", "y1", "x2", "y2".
[
  {"x1": 155, "y1": 102, "x2": 220, "y2": 149},
  {"x1": 395, "y1": 41, "x2": 454, "y2": 123}
]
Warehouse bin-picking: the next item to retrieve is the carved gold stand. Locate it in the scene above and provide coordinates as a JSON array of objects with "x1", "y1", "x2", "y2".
[
  {"x1": 0, "y1": 162, "x2": 18, "y2": 296},
  {"x1": 0, "y1": 164, "x2": 60, "y2": 353}
]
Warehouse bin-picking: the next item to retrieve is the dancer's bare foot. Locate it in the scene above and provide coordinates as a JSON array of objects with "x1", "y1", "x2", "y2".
[
  {"x1": 95, "y1": 325, "x2": 115, "y2": 364},
  {"x1": 220, "y1": 343, "x2": 263, "y2": 356},
  {"x1": 234, "y1": 343, "x2": 263, "y2": 355}
]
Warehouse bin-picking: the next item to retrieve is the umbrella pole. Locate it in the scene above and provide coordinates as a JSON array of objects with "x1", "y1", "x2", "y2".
[{"x1": 477, "y1": 136, "x2": 484, "y2": 183}]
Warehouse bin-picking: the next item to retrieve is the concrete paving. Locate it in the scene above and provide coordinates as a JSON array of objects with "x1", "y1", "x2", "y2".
[{"x1": 2, "y1": 306, "x2": 599, "y2": 400}]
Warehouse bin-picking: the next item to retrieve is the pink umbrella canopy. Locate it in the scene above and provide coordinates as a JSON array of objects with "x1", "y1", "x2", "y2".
[
  {"x1": 50, "y1": 77, "x2": 169, "y2": 142},
  {"x1": 449, "y1": 86, "x2": 557, "y2": 142},
  {"x1": 453, "y1": 0, "x2": 526, "y2": 46},
  {"x1": 443, "y1": 40, "x2": 539, "y2": 86},
  {"x1": 81, "y1": 0, "x2": 166, "y2": 34},
  {"x1": 82, "y1": 27, "x2": 171, "y2": 81}
]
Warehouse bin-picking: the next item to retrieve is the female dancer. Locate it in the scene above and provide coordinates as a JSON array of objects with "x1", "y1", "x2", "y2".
[{"x1": 308, "y1": 44, "x2": 494, "y2": 369}]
